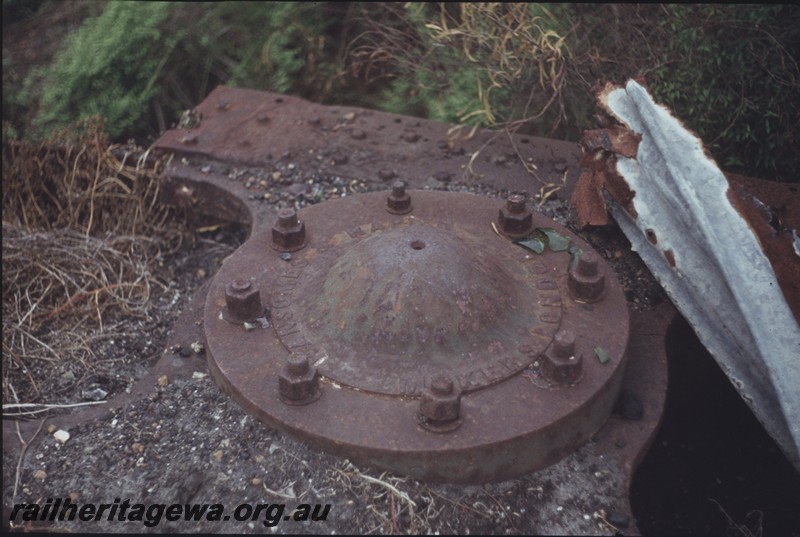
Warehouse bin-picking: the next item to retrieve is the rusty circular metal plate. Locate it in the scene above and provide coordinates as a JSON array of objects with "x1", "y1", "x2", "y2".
[{"x1": 204, "y1": 190, "x2": 630, "y2": 483}]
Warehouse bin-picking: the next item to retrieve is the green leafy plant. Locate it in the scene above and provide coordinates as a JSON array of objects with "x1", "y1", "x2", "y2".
[
  {"x1": 10, "y1": 2, "x2": 798, "y2": 181},
  {"x1": 648, "y1": 5, "x2": 799, "y2": 179},
  {"x1": 549, "y1": 4, "x2": 799, "y2": 181},
  {"x1": 348, "y1": 3, "x2": 567, "y2": 131},
  {"x1": 32, "y1": 2, "x2": 172, "y2": 140},
  {"x1": 28, "y1": 2, "x2": 353, "y2": 143}
]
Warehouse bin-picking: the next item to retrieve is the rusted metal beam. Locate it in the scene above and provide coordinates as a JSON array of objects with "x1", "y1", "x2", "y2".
[{"x1": 574, "y1": 79, "x2": 800, "y2": 471}]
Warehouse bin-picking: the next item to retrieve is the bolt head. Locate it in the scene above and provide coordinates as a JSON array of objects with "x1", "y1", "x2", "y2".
[
  {"x1": 287, "y1": 355, "x2": 310, "y2": 376},
  {"x1": 506, "y1": 194, "x2": 527, "y2": 214},
  {"x1": 568, "y1": 251, "x2": 605, "y2": 302},
  {"x1": 420, "y1": 375, "x2": 461, "y2": 423},
  {"x1": 271, "y1": 209, "x2": 306, "y2": 252},
  {"x1": 387, "y1": 181, "x2": 412, "y2": 214},
  {"x1": 497, "y1": 195, "x2": 533, "y2": 237},
  {"x1": 553, "y1": 330, "x2": 576, "y2": 358},
  {"x1": 541, "y1": 332, "x2": 584, "y2": 385},
  {"x1": 278, "y1": 356, "x2": 320, "y2": 404},
  {"x1": 225, "y1": 279, "x2": 262, "y2": 323},
  {"x1": 430, "y1": 374, "x2": 454, "y2": 396}
]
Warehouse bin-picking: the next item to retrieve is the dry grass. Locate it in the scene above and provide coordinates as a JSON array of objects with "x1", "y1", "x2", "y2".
[{"x1": 2, "y1": 118, "x2": 187, "y2": 408}]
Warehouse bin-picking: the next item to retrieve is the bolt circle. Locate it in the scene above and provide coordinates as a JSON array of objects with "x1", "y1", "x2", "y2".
[{"x1": 206, "y1": 189, "x2": 629, "y2": 482}]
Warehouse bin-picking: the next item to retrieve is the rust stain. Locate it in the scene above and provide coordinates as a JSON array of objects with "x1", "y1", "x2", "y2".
[
  {"x1": 725, "y1": 175, "x2": 800, "y2": 325},
  {"x1": 581, "y1": 125, "x2": 642, "y2": 159},
  {"x1": 572, "y1": 156, "x2": 610, "y2": 228},
  {"x1": 573, "y1": 81, "x2": 643, "y2": 229},
  {"x1": 663, "y1": 249, "x2": 676, "y2": 268},
  {"x1": 573, "y1": 143, "x2": 637, "y2": 229}
]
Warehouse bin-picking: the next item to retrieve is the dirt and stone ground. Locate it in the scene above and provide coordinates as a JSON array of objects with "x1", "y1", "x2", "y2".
[
  {"x1": 3, "y1": 173, "x2": 645, "y2": 535},
  {"x1": 5, "y1": 166, "x2": 798, "y2": 535}
]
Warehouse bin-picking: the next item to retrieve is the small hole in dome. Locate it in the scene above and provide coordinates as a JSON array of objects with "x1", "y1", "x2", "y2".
[{"x1": 410, "y1": 240, "x2": 426, "y2": 250}]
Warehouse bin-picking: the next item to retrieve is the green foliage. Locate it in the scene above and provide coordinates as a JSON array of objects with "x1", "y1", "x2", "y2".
[
  {"x1": 28, "y1": 2, "x2": 350, "y2": 143},
  {"x1": 546, "y1": 4, "x2": 799, "y2": 181},
  {"x1": 648, "y1": 5, "x2": 799, "y2": 179},
  {"x1": 10, "y1": 2, "x2": 799, "y2": 181},
  {"x1": 33, "y1": 2, "x2": 172, "y2": 140},
  {"x1": 348, "y1": 3, "x2": 565, "y2": 129},
  {"x1": 2, "y1": 0, "x2": 46, "y2": 25}
]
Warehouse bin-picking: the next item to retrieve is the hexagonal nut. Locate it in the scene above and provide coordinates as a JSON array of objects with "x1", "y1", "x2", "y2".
[
  {"x1": 278, "y1": 359, "x2": 320, "y2": 404},
  {"x1": 271, "y1": 209, "x2": 306, "y2": 252},
  {"x1": 419, "y1": 377, "x2": 461, "y2": 423},
  {"x1": 541, "y1": 346, "x2": 584, "y2": 385},
  {"x1": 224, "y1": 279, "x2": 262, "y2": 323},
  {"x1": 568, "y1": 251, "x2": 606, "y2": 302},
  {"x1": 497, "y1": 206, "x2": 533, "y2": 237},
  {"x1": 387, "y1": 180, "x2": 412, "y2": 214}
]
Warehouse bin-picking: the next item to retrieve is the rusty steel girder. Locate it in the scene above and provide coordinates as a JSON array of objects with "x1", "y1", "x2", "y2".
[{"x1": 148, "y1": 85, "x2": 670, "y2": 530}]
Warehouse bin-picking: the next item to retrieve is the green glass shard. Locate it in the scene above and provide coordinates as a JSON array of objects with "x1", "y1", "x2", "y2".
[
  {"x1": 515, "y1": 237, "x2": 546, "y2": 254},
  {"x1": 569, "y1": 245, "x2": 583, "y2": 269},
  {"x1": 594, "y1": 346, "x2": 611, "y2": 364},
  {"x1": 539, "y1": 227, "x2": 571, "y2": 252}
]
